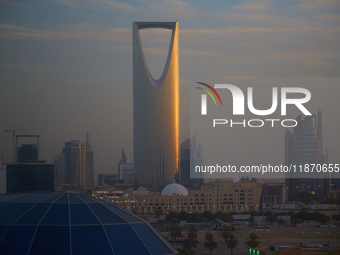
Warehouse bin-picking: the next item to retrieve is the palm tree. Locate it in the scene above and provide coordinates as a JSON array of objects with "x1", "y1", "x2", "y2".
[
  {"x1": 176, "y1": 226, "x2": 183, "y2": 242},
  {"x1": 183, "y1": 239, "x2": 196, "y2": 255},
  {"x1": 155, "y1": 206, "x2": 163, "y2": 222},
  {"x1": 245, "y1": 232, "x2": 261, "y2": 248},
  {"x1": 220, "y1": 225, "x2": 230, "y2": 244},
  {"x1": 187, "y1": 226, "x2": 198, "y2": 240},
  {"x1": 333, "y1": 212, "x2": 340, "y2": 226},
  {"x1": 227, "y1": 233, "x2": 238, "y2": 255},
  {"x1": 169, "y1": 225, "x2": 177, "y2": 242},
  {"x1": 204, "y1": 231, "x2": 217, "y2": 255}
]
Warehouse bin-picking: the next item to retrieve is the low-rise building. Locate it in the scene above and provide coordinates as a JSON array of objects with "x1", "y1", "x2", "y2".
[{"x1": 98, "y1": 179, "x2": 262, "y2": 214}]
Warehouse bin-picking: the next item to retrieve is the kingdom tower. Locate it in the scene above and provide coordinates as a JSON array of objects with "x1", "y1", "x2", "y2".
[{"x1": 133, "y1": 22, "x2": 180, "y2": 191}]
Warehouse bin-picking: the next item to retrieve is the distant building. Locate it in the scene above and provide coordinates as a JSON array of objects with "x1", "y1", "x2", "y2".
[
  {"x1": 97, "y1": 173, "x2": 118, "y2": 186},
  {"x1": 118, "y1": 148, "x2": 135, "y2": 185},
  {"x1": 119, "y1": 163, "x2": 135, "y2": 185},
  {"x1": 56, "y1": 133, "x2": 94, "y2": 189},
  {"x1": 0, "y1": 161, "x2": 6, "y2": 194},
  {"x1": 133, "y1": 21, "x2": 180, "y2": 191},
  {"x1": 6, "y1": 162, "x2": 54, "y2": 193},
  {"x1": 17, "y1": 144, "x2": 38, "y2": 163},
  {"x1": 261, "y1": 183, "x2": 287, "y2": 208},
  {"x1": 103, "y1": 179, "x2": 262, "y2": 214},
  {"x1": 55, "y1": 153, "x2": 65, "y2": 187},
  {"x1": 180, "y1": 135, "x2": 204, "y2": 187},
  {"x1": 285, "y1": 111, "x2": 326, "y2": 200}
]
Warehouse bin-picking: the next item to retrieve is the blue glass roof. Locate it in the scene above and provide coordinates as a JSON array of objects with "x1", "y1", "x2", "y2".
[{"x1": 0, "y1": 192, "x2": 178, "y2": 255}]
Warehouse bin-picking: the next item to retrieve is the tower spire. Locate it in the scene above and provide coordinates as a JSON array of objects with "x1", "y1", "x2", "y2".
[{"x1": 85, "y1": 131, "x2": 91, "y2": 149}]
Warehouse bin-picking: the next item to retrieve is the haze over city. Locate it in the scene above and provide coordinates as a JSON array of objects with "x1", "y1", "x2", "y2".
[{"x1": 1, "y1": 0, "x2": 339, "y2": 176}]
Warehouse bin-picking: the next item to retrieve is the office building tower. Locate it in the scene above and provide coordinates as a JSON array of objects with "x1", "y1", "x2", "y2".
[
  {"x1": 133, "y1": 21, "x2": 180, "y2": 191},
  {"x1": 97, "y1": 173, "x2": 117, "y2": 186},
  {"x1": 180, "y1": 135, "x2": 204, "y2": 187},
  {"x1": 56, "y1": 133, "x2": 94, "y2": 189},
  {"x1": 285, "y1": 111, "x2": 326, "y2": 199},
  {"x1": 85, "y1": 132, "x2": 94, "y2": 188},
  {"x1": 6, "y1": 162, "x2": 54, "y2": 193},
  {"x1": 119, "y1": 164, "x2": 135, "y2": 185},
  {"x1": 118, "y1": 149, "x2": 135, "y2": 185}
]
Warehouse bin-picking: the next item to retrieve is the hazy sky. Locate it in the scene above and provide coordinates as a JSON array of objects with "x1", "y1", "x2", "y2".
[{"x1": 0, "y1": 0, "x2": 339, "y2": 177}]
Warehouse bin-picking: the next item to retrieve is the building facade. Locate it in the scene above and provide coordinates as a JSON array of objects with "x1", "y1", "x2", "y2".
[
  {"x1": 96, "y1": 180, "x2": 262, "y2": 214},
  {"x1": 261, "y1": 183, "x2": 287, "y2": 208},
  {"x1": 285, "y1": 111, "x2": 326, "y2": 199},
  {"x1": 6, "y1": 162, "x2": 54, "y2": 193},
  {"x1": 180, "y1": 135, "x2": 204, "y2": 187},
  {"x1": 0, "y1": 161, "x2": 6, "y2": 194},
  {"x1": 17, "y1": 144, "x2": 38, "y2": 163},
  {"x1": 133, "y1": 21, "x2": 180, "y2": 191},
  {"x1": 56, "y1": 136, "x2": 94, "y2": 189}
]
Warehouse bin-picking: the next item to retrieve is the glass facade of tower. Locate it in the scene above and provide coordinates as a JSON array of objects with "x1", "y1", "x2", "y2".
[
  {"x1": 285, "y1": 111, "x2": 326, "y2": 200},
  {"x1": 133, "y1": 22, "x2": 180, "y2": 191},
  {"x1": 299, "y1": 115, "x2": 318, "y2": 165}
]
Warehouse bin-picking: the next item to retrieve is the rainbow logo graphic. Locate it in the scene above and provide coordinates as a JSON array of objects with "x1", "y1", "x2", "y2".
[
  {"x1": 197, "y1": 82, "x2": 222, "y2": 115},
  {"x1": 196, "y1": 82, "x2": 222, "y2": 106}
]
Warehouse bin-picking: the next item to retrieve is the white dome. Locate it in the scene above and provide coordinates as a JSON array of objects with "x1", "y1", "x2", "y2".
[
  {"x1": 233, "y1": 177, "x2": 240, "y2": 183},
  {"x1": 161, "y1": 183, "x2": 188, "y2": 196}
]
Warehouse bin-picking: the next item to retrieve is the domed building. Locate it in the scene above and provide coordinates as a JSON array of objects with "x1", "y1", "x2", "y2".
[
  {"x1": 161, "y1": 183, "x2": 188, "y2": 196},
  {"x1": 0, "y1": 191, "x2": 178, "y2": 255}
]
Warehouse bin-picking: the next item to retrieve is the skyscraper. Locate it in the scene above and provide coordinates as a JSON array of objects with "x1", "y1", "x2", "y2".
[
  {"x1": 6, "y1": 162, "x2": 54, "y2": 193},
  {"x1": 285, "y1": 111, "x2": 326, "y2": 199},
  {"x1": 17, "y1": 144, "x2": 38, "y2": 163},
  {"x1": 133, "y1": 22, "x2": 180, "y2": 191},
  {"x1": 56, "y1": 133, "x2": 94, "y2": 189},
  {"x1": 180, "y1": 135, "x2": 204, "y2": 187}
]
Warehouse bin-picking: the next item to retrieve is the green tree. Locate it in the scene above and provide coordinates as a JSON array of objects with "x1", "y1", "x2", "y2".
[
  {"x1": 264, "y1": 211, "x2": 278, "y2": 224},
  {"x1": 169, "y1": 225, "x2": 182, "y2": 243},
  {"x1": 204, "y1": 231, "x2": 217, "y2": 255},
  {"x1": 227, "y1": 233, "x2": 239, "y2": 255},
  {"x1": 155, "y1": 206, "x2": 163, "y2": 222},
  {"x1": 176, "y1": 226, "x2": 183, "y2": 241},
  {"x1": 220, "y1": 225, "x2": 230, "y2": 244},
  {"x1": 179, "y1": 211, "x2": 190, "y2": 221},
  {"x1": 187, "y1": 226, "x2": 198, "y2": 240},
  {"x1": 245, "y1": 232, "x2": 261, "y2": 248},
  {"x1": 166, "y1": 211, "x2": 179, "y2": 223},
  {"x1": 182, "y1": 239, "x2": 196, "y2": 255},
  {"x1": 332, "y1": 212, "x2": 340, "y2": 226},
  {"x1": 278, "y1": 219, "x2": 285, "y2": 225}
]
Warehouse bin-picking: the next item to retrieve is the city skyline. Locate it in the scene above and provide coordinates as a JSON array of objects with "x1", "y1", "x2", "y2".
[{"x1": 1, "y1": 0, "x2": 340, "y2": 175}]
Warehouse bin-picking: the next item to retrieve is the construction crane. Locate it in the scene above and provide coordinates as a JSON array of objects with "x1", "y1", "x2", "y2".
[{"x1": 4, "y1": 128, "x2": 43, "y2": 163}]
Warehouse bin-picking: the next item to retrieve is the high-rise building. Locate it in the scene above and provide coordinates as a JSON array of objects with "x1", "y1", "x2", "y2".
[
  {"x1": 85, "y1": 132, "x2": 94, "y2": 188},
  {"x1": 118, "y1": 149, "x2": 135, "y2": 185},
  {"x1": 56, "y1": 133, "x2": 94, "y2": 189},
  {"x1": 17, "y1": 144, "x2": 38, "y2": 163},
  {"x1": 6, "y1": 162, "x2": 54, "y2": 193},
  {"x1": 180, "y1": 135, "x2": 204, "y2": 187},
  {"x1": 0, "y1": 161, "x2": 6, "y2": 194},
  {"x1": 285, "y1": 111, "x2": 326, "y2": 199},
  {"x1": 133, "y1": 22, "x2": 180, "y2": 191},
  {"x1": 97, "y1": 173, "x2": 118, "y2": 186},
  {"x1": 261, "y1": 183, "x2": 287, "y2": 208}
]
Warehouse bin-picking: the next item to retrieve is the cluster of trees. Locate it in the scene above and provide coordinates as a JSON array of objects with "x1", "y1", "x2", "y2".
[
  {"x1": 175, "y1": 224, "x2": 263, "y2": 255},
  {"x1": 286, "y1": 210, "x2": 330, "y2": 224},
  {"x1": 164, "y1": 208, "x2": 332, "y2": 225},
  {"x1": 165, "y1": 210, "x2": 254, "y2": 224},
  {"x1": 175, "y1": 225, "x2": 197, "y2": 255}
]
